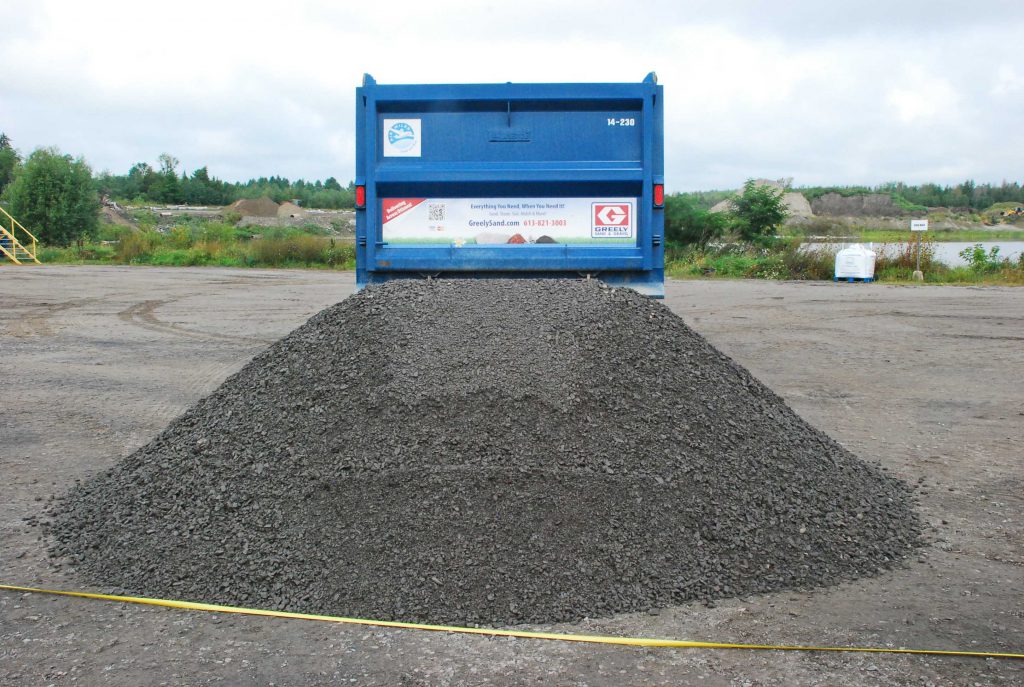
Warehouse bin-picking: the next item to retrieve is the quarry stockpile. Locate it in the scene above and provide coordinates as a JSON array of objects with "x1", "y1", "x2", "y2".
[
  {"x1": 226, "y1": 197, "x2": 279, "y2": 218},
  {"x1": 277, "y1": 202, "x2": 306, "y2": 219},
  {"x1": 48, "y1": 280, "x2": 921, "y2": 626},
  {"x1": 811, "y1": 192, "x2": 905, "y2": 217}
]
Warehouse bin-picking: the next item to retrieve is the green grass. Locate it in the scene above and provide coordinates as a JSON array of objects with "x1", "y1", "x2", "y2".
[
  {"x1": 385, "y1": 237, "x2": 634, "y2": 245},
  {"x1": 874, "y1": 265, "x2": 1024, "y2": 285},
  {"x1": 985, "y1": 201, "x2": 1024, "y2": 213},
  {"x1": 891, "y1": 194, "x2": 928, "y2": 213},
  {"x1": 665, "y1": 241, "x2": 1024, "y2": 285},
  {"x1": 37, "y1": 244, "x2": 118, "y2": 263},
  {"x1": 40, "y1": 222, "x2": 356, "y2": 270},
  {"x1": 783, "y1": 229, "x2": 1024, "y2": 242},
  {"x1": 36, "y1": 220, "x2": 1024, "y2": 285}
]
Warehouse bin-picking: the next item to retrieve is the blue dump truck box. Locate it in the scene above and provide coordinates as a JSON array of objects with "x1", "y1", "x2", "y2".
[{"x1": 355, "y1": 73, "x2": 665, "y2": 297}]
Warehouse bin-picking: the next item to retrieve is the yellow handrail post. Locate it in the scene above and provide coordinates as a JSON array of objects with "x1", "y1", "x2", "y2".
[{"x1": 0, "y1": 205, "x2": 41, "y2": 264}]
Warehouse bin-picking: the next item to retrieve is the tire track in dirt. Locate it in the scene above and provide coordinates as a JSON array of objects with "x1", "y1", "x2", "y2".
[
  {"x1": 114, "y1": 298, "x2": 271, "y2": 432},
  {"x1": 2, "y1": 299, "x2": 99, "y2": 338},
  {"x1": 940, "y1": 333, "x2": 1024, "y2": 342},
  {"x1": 117, "y1": 299, "x2": 272, "y2": 345}
]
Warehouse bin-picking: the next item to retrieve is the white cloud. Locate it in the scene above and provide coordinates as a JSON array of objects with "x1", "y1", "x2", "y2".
[
  {"x1": 885, "y1": 66, "x2": 959, "y2": 124},
  {"x1": 1, "y1": 0, "x2": 1022, "y2": 190},
  {"x1": 992, "y1": 65, "x2": 1024, "y2": 97}
]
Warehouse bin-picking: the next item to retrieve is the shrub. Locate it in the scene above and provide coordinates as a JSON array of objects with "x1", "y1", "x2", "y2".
[
  {"x1": 730, "y1": 180, "x2": 788, "y2": 246},
  {"x1": 117, "y1": 230, "x2": 160, "y2": 263},
  {"x1": 322, "y1": 237, "x2": 356, "y2": 267},
  {"x1": 778, "y1": 243, "x2": 837, "y2": 280},
  {"x1": 747, "y1": 255, "x2": 788, "y2": 279},
  {"x1": 667, "y1": 246, "x2": 762, "y2": 278},
  {"x1": 4, "y1": 147, "x2": 99, "y2": 245},
  {"x1": 147, "y1": 248, "x2": 195, "y2": 266},
  {"x1": 664, "y1": 194, "x2": 729, "y2": 248},
  {"x1": 166, "y1": 225, "x2": 193, "y2": 249},
  {"x1": 247, "y1": 234, "x2": 327, "y2": 265},
  {"x1": 958, "y1": 243, "x2": 1002, "y2": 272},
  {"x1": 37, "y1": 243, "x2": 116, "y2": 263},
  {"x1": 198, "y1": 222, "x2": 239, "y2": 243},
  {"x1": 92, "y1": 223, "x2": 134, "y2": 243},
  {"x1": 875, "y1": 234, "x2": 937, "y2": 271}
]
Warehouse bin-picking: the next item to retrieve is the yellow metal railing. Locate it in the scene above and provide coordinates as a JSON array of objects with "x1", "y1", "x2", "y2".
[{"x1": 0, "y1": 205, "x2": 40, "y2": 264}]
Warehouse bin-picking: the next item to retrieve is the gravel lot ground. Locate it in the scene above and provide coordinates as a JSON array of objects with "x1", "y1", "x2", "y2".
[{"x1": 1, "y1": 266, "x2": 1022, "y2": 686}]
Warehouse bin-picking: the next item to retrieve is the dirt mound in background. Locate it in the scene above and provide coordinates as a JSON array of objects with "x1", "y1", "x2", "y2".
[
  {"x1": 783, "y1": 192, "x2": 813, "y2": 217},
  {"x1": 48, "y1": 280, "x2": 921, "y2": 626},
  {"x1": 812, "y1": 193, "x2": 905, "y2": 217},
  {"x1": 227, "y1": 197, "x2": 279, "y2": 218},
  {"x1": 709, "y1": 189, "x2": 812, "y2": 218},
  {"x1": 277, "y1": 202, "x2": 306, "y2": 219},
  {"x1": 99, "y1": 206, "x2": 136, "y2": 227}
]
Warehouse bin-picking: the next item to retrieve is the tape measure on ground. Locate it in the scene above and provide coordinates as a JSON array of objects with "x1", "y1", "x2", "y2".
[{"x1": 2, "y1": 583, "x2": 1021, "y2": 660}]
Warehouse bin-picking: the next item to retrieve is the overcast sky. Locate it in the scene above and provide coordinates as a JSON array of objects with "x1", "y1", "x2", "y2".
[{"x1": 2, "y1": 0, "x2": 1022, "y2": 191}]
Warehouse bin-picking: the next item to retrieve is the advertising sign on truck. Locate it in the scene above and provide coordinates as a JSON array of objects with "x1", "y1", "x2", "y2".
[{"x1": 381, "y1": 198, "x2": 636, "y2": 244}]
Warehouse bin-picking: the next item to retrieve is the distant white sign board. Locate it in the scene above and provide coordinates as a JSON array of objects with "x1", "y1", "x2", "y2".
[{"x1": 910, "y1": 219, "x2": 929, "y2": 232}]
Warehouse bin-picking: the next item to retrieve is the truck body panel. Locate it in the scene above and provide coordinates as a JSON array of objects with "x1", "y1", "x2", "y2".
[{"x1": 355, "y1": 74, "x2": 665, "y2": 296}]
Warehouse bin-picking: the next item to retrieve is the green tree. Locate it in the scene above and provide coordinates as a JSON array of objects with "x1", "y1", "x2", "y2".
[
  {"x1": 0, "y1": 132, "x2": 19, "y2": 195},
  {"x1": 958, "y1": 179, "x2": 976, "y2": 208},
  {"x1": 730, "y1": 180, "x2": 788, "y2": 245},
  {"x1": 323, "y1": 176, "x2": 342, "y2": 191},
  {"x1": 152, "y1": 153, "x2": 182, "y2": 203},
  {"x1": 663, "y1": 194, "x2": 730, "y2": 248},
  {"x1": 3, "y1": 147, "x2": 99, "y2": 245},
  {"x1": 181, "y1": 166, "x2": 231, "y2": 205},
  {"x1": 106, "y1": 161, "x2": 161, "y2": 201}
]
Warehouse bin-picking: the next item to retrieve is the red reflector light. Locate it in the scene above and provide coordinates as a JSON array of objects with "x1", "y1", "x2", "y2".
[
  {"x1": 355, "y1": 185, "x2": 366, "y2": 208},
  {"x1": 653, "y1": 184, "x2": 664, "y2": 207}
]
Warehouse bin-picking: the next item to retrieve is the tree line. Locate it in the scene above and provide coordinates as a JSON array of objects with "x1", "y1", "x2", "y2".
[
  {"x1": 94, "y1": 153, "x2": 356, "y2": 209},
  {"x1": 2, "y1": 134, "x2": 1022, "y2": 248},
  {"x1": 0, "y1": 137, "x2": 357, "y2": 245}
]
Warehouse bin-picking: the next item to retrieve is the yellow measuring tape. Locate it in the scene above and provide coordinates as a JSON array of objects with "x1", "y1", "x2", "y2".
[{"x1": 2, "y1": 583, "x2": 1022, "y2": 660}]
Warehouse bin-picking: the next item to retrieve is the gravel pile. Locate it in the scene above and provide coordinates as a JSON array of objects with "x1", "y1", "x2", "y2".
[
  {"x1": 226, "y1": 197, "x2": 279, "y2": 217},
  {"x1": 49, "y1": 279, "x2": 921, "y2": 626}
]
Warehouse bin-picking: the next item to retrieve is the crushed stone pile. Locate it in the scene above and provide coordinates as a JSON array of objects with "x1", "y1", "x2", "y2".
[{"x1": 48, "y1": 280, "x2": 921, "y2": 626}]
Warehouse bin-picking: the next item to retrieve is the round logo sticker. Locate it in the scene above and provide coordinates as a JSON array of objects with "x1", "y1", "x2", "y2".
[{"x1": 387, "y1": 122, "x2": 416, "y2": 152}]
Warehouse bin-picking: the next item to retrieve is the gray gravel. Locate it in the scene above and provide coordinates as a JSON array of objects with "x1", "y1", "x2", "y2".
[{"x1": 47, "y1": 279, "x2": 922, "y2": 626}]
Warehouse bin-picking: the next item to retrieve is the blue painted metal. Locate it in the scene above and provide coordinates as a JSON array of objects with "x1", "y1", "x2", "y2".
[{"x1": 355, "y1": 73, "x2": 665, "y2": 297}]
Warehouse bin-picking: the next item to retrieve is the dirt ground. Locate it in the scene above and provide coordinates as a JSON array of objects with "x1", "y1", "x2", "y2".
[{"x1": 1, "y1": 266, "x2": 1021, "y2": 686}]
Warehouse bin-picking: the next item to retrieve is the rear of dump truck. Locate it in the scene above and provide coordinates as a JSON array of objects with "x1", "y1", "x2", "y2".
[{"x1": 354, "y1": 73, "x2": 665, "y2": 297}]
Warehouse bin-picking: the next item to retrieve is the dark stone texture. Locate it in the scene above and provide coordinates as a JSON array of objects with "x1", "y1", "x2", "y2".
[{"x1": 48, "y1": 279, "x2": 921, "y2": 626}]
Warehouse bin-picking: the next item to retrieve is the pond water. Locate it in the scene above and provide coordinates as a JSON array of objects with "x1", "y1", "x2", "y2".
[{"x1": 804, "y1": 241, "x2": 1024, "y2": 268}]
